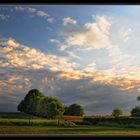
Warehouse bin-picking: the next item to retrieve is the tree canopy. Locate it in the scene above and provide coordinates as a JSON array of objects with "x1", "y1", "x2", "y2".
[
  {"x1": 64, "y1": 104, "x2": 84, "y2": 116},
  {"x1": 111, "y1": 108, "x2": 123, "y2": 118},
  {"x1": 131, "y1": 106, "x2": 140, "y2": 117},
  {"x1": 18, "y1": 89, "x2": 64, "y2": 119}
]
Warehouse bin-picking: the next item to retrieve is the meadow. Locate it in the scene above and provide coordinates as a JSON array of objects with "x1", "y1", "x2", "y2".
[{"x1": 0, "y1": 112, "x2": 140, "y2": 135}]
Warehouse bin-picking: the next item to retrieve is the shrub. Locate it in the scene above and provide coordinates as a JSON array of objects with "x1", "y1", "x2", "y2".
[
  {"x1": 111, "y1": 108, "x2": 123, "y2": 118},
  {"x1": 64, "y1": 104, "x2": 84, "y2": 116},
  {"x1": 83, "y1": 116, "x2": 140, "y2": 126}
]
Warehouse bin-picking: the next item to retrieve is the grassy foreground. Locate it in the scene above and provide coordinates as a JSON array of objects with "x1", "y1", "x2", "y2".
[
  {"x1": 0, "y1": 112, "x2": 140, "y2": 135},
  {"x1": 1, "y1": 125, "x2": 140, "y2": 135}
]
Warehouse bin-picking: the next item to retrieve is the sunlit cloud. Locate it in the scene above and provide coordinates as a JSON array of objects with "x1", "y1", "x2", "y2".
[
  {"x1": 51, "y1": 15, "x2": 111, "y2": 52},
  {"x1": 66, "y1": 20, "x2": 110, "y2": 50},
  {"x1": 0, "y1": 38, "x2": 75, "y2": 71},
  {"x1": 58, "y1": 71, "x2": 82, "y2": 80},
  {"x1": 6, "y1": 38, "x2": 19, "y2": 48},
  {"x1": 95, "y1": 15, "x2": 111, "y2": 34}
]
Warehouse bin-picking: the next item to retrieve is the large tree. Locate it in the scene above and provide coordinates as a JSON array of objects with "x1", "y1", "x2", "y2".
[
  {"x1": 131, "y1": 106, "x2": 140, "y2": 117},
  {"x1": 64, "y1": 104, "x2": 84, "y2": 116},
  {"x1": 18, "y1": 89, "x2": 64, "y2": 119},
  {"x1": 37, "y1": 96, "x2": 64, "y2": 118},
  {"x1": 18, "y1": 89, "x2": 44, "y2": 115}
]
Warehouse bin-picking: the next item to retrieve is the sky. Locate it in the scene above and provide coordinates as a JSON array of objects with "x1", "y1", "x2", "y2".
[{"x1": 0, "y1": 5, "x2": 140, "y2": 115}]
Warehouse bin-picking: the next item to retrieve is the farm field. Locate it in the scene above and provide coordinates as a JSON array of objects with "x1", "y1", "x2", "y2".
[{"x1": 0, "y1": 113, "x2": 140, "y2": 135}]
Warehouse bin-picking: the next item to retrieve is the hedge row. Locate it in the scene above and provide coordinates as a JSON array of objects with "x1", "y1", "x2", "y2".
[{"x1": 83, "y1": 116, "x2": 140, "y2": 125}]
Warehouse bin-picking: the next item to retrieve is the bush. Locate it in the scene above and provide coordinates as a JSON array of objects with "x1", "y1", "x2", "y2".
[
  {"x1": 64, "y1": 104, "x2": 84, "y2": 116},
  {"x1": 83, "y1": 116, "x2": 140, "y2": 126}
]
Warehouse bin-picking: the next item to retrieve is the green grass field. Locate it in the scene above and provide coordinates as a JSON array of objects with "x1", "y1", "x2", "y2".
[
  {"x1": 1, "y1": 125, "x2": 140, "y2": 135},
  {"x1": 0, "y1": 112, "x2": 140, "y2": 135}
]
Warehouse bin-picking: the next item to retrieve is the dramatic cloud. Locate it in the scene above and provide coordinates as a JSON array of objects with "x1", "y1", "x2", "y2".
[
  {"x1": 50, "y1": 15, "x2": 140, "y2": 92},
  {"x1": 0, "y1": 38, "x2": 75, "y2": 71},
  {"x1": 0, "y1": 17, "x2": 136, "y2": 96}
]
